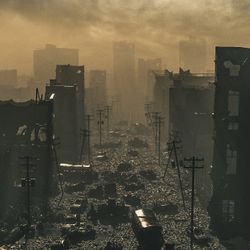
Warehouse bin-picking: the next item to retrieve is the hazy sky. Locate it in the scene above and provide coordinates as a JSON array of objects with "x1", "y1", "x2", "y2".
[{"x1": 0, "y1": 0, "x2": 249, "y2": 75}]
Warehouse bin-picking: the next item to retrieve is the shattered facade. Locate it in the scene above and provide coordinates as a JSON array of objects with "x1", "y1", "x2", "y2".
[
  {"x1": 0, "y1": 100, "x2": 54, "y2": 215},
  {"x1": 209, "y1": 47, "x2": 250, "y2": 240}
]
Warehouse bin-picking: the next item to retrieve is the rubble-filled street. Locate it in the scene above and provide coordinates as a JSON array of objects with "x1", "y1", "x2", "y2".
[{"x1": 0, "y1": 130, "x2": 225, "y2": 250}]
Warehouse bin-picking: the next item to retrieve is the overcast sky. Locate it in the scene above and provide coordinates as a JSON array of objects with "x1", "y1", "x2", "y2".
[{"x1": 0, "y1": 0, "x2": 248, "y2": 75}]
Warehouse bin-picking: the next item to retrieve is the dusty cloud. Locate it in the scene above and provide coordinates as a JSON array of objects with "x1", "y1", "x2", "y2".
[{"x1": 0, "y1": 0, "x2": 249, "y2": 74}]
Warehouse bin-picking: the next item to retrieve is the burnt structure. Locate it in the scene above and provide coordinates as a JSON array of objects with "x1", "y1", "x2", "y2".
[
  {"x1": 0, "y1": 99, "x2": 54, "y2": 215},
  {"x1": 209, "y1": 47, "x2": 250, "y2": 239},
  {"x1": 45, "y1": 65, "x2": 85, "y2": 163}
]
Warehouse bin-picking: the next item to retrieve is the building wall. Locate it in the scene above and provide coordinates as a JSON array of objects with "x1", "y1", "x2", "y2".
[
  {"x1": 169, "y1": 74, "x2": 214, "y2": 206},
  {"x1": 209, "y1": 47, "x2": 250, "y2": 240},
  {"x1": 0, "y1": 100, "x2": 53, "y2": 215},
  {"x1": 46, "y1": 85, "x2": 79, "y2": 163}
]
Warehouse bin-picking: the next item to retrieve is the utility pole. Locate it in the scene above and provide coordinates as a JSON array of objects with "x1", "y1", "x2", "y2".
[
  {"x1": 164, "y1": 140, "x2": 186, "y2": 210},
  {"x1": 19, "y1": 156, "x2": 36, "y2": 231},
  {"x1": 96, "y1": 109, "x2": 104, "y2": 147},
  {"x1": 184, "y1": 156, "x2": 204, "y2": 250},
  {"x1": 152, "y1": 112, "x2": 164, "y2": 165},
  {"x1": 80, "y1": 114, "x2": 93, "y2": 164},
  {"x1": 151, "y1": 112, "x2": 160, "y2": 155},
  {"x1": 52, "y1": 136, "x2": 64, "y2": 206},
  {"x1": 144, "y1": 102, "x2": 153, "y2": 126},
  {"x1": 104, "y1": 105, "x2": 112, "y2": 141}
]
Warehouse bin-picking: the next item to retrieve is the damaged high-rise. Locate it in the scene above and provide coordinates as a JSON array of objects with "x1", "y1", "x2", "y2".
[
  {"x1": 209, "y1": 47, "x2": 250, "y2": 240},
  {"x1": 45, "y1": 65, "x2": 85, "y2": 163}
]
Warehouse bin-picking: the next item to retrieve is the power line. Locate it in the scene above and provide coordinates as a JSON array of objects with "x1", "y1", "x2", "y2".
[
  {"x1": 184, "y1": 156, "x2": 204, "y2": 250},
  {"x1": 164, "y1": 140, "x2": 186, "y2": 210},
  {"x1": 104, "y1": 105, "x2": 112, "y2": 141},
  {"x1": 96, "y1": 109, "x2": 104, "y2": 147}
]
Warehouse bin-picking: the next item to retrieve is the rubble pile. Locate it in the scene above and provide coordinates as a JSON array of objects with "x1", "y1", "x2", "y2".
[{"x1": 0, "y1": 134, "x2": 226, "y2": 249}]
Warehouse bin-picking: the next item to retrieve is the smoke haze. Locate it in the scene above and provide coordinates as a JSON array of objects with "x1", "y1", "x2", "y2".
[{"x1": 0, "y1": 0, "x2": 248, "y2": 74}]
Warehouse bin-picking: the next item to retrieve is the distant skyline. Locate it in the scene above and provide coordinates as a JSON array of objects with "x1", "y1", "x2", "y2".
[{"x1": 0, "y1": 0, "x2": 249, "y2": 75}]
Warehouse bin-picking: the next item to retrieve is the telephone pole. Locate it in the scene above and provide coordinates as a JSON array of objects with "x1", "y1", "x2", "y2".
[
  {"x1": 104, "y1": 105, "x2": 112, "y2": 141},
  {"x1": 152, "y1": 112, "x2": 164, "y2": 165},
  {"x1": 96, "y1": 109, "x2": 104, "y2": 147},
  {"x1": 80, "y1": 114, "x2": 93, "y2": 164},
  {"x1": 184, "y1": 156, "x2": 204, "y2": 250},
  {"x1": 144, "y1": 102, "x2": 153, "y2": 126},
  {"x1": 19, "y1": 156, "x2": 36, "y2": 230}
]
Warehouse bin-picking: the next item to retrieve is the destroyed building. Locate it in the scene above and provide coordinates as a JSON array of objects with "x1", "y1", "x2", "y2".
[
  {"x1": 45, "y1": 65, "x2": 85, "y2": 163},
  {"x1": 169, "y1": 69, "x2": 214, "y2": 205},
  {"x1": 209, "y1": 47, "x2": 250, "y2": 240},
  {"x1": 33, "y1": 44, "x2": 79, "y2": 91},
  {"x1": 0, "y1": 99, "x2": 54, "y2": 216}
]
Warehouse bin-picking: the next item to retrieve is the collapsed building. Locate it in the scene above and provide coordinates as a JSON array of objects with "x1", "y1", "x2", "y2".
[
  {"x1": 0, "y1": 99, "x2": 54, "y2": 215},
  {"x1": 45, "y1": 64, "x2": 85, "y2": 163},
  {"x1": 209, "y1": 47, "x2": 250, "y2": 240}
]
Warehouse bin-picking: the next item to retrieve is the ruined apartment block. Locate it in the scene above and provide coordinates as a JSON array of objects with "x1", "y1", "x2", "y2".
[{"x1": 209, "y1": 47, "x2": 250, "y2": 240}]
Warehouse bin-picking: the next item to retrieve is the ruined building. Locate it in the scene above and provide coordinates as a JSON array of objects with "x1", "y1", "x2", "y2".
[
  {"x1": 33, "y1": 44, "x2": 79, "y2": 91},
  {"x1": 45, "y1": 65, "x2": 85, "y2": 163},
  {"x1": 169, "y1": 69, "x2": 214, "y2": 205},
  {"x1": 0, "y1": 99, "x2": 54, "y2": 215},
  {"x1": 209, "y1": 47, "x2": 250, "y2": 240}
]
